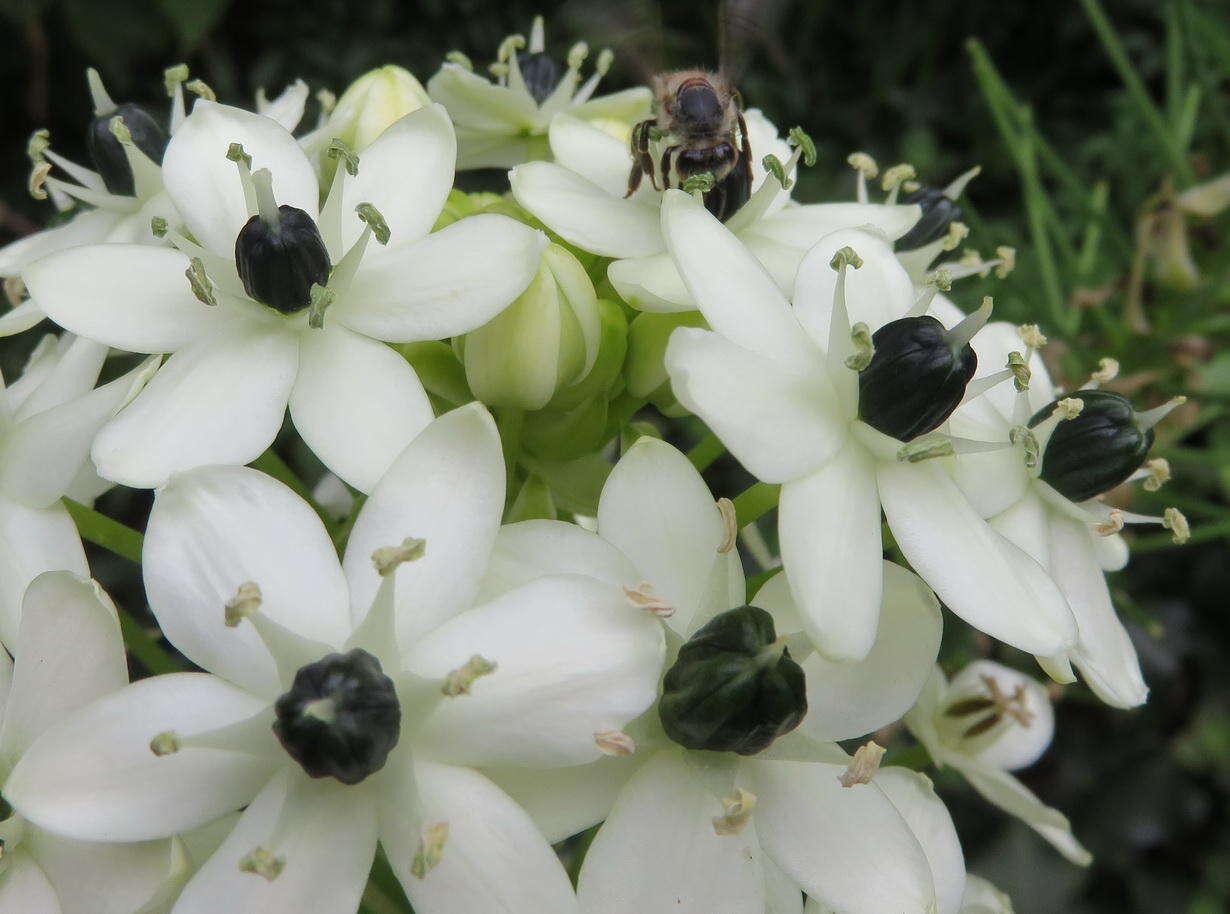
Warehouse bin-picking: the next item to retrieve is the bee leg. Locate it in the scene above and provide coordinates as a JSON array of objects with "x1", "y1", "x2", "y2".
[
  {"x1": 736, "y1": 110, "x2": 753, "y2": 165},
  {"x1": 660, "y1": 145, "x2": 680, "y2": 191},
  {"x1": 626, "y1": 121, "x2": 652, "y2": 197}
]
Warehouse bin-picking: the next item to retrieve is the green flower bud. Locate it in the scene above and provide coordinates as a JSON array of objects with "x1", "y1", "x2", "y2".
[
  {"x1": 320, "y1": 65, "x2": 431, "y2": 184},
  {"x1": 659, "y1": 605, "x2": 807, "y2": 756},
  {"x1": 625, "y1": 310, "x2": 707, "y2": 399},
  {"x1": 548, "y1": 298, "x2": 628, "y2": 411}
]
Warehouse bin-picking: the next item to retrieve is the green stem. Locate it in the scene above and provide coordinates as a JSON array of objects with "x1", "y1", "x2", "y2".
[
  {"x1": 494, "y1": 407, "x2": 525, "y2": 504},
  {"x1": 117, "y1": 606, "x2": 182, "y2": 674},
  {"x1": 731, "y1": 482, "x2": 781, "y2": 527},
  {"x1": 687, "y1": 432, "x2": 725, "y2": 472},
  {"x1": 65, "y1": 498, "x2": 143, "y2": 563},
  {"x1": 1017, "y1": 109, "x2": 1074, "y2": 335},
  {"x1": 745, "y1": 565, "x2": 783, "y2": 602},
  {"x1": 250, "y1": 449, "x2": 338, "y2": 534}
]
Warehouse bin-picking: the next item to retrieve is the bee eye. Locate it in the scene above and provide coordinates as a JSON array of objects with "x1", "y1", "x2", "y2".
[{"x1": 677, "y1": 84, "x2": 722, "y2": 122}]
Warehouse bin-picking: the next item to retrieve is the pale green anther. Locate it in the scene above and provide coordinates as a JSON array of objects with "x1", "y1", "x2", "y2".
[
  {"x1": 149, "y1": 731, "x2": 181, "y2": 757},
  {"x1": 1009, "y1": 426, "x2": 1040, "y2": 468},
  {"x1": 943, "y1": 221, "x2": 970, "y2": 251},
  {"x1": 928, "y1": 269, "x2": 953, "y2": 292},
  {"x1": 108, "y1": 115, "x2": 133, "y2": 146},
  {"x1": 316, "y1": 88, "x2": 337, "y2": 114},
  {"x1": 881, "y1": 163, "x2": 917, "y2": 192},
  {"x1": 150, "y1": 216, "x2": 168, "y2": 238},
  {"x1": 762, "y1": 154, "x2": 792, "y2": 190},
  {"x1": 445, "y1": 50, "x2": 474, "y2": 71},
  {"x1": 595, "y1": 48, "x2": 615, "y2": 75},
  {"x1": 488, "y1": 62, "x2": 510, "y2": 78},
  {"x1": 845, "y1": 322, "x2": 874, "y2": 370},
  {"x1": 829, "y1": 245, "x2": 864, "y2": 271},
  {"x1": 164, "y1": 63, "x2": 189, "y2": 97},
  {"x1": 897, "y1": 438, "x2": 956, "y2": 463},
  {"x1": 355, "y1": 202, "x2": 391, "y2": 245},
  {"x1": 26, "y1": 128, "x2": 50, "y2": 164},
  {"x1": 1163, "y1": 507, "x2": 1190, "y2": 544},
  {"x1": 224, "y1": 582, "x2": 261, "y2": 627},
  {"x1": 681, "y1": 172, "x2": 716, "y2": 195},
  {"x1": 442, "y1": 654, "x2": 498, "y2": 696},
  {"x1": 238, "y1": 847, "x2": 285, "y2": 882},
  {"x1": 27, "y1": 162, "x2": 50, "y2": 201},
  {"x1": 372, "y1": 537, "x2": 426, "y2": 575},
  {"x1": 326, "y1": 138, "x2": 360, "y2": 176},
  {"x1": 184, "y1": 79, "x2": 216, "y2": 102},
  {"x1": 307, "y1": 283, "x2": 335, "y2": 330},
  {"x1": 411, "y1": 823, "x2": 449, "y2": 879},
  {"x1": 567, "y1": 42, "x2": 589, "y2": 69},
  {"x1": 185, "y1": 258, "x2": 217, "y2": 307},
  {"x1": 1006, "y1": 351, "x2": 1031, "y2": 391},
  {"x1": 496, "y1": 34, "x2": 526, "y2": 65},
  {"x1": 225, "y1": 142, "x2": 252, "y2": 169},
  {"x1": 787, "y1": 127, "x2": 817, "y2": 167}
]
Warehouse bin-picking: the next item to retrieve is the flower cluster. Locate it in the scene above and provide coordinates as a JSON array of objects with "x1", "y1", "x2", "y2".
[{"x1": 0, "y1": 20, "x2": 1188, "y2": 914}]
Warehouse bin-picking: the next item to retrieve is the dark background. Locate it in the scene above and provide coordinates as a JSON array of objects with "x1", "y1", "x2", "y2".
[{"x1": 1, "y1": 1, "x2": 1227, "y2": 912}]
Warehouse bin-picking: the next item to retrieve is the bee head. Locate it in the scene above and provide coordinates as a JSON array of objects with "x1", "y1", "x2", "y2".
[{"x1": 676, "y1": 80, "x2": 723, "y2": 125}]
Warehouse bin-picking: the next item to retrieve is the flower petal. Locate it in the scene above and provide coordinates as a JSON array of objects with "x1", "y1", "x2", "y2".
[
  {"x1": 427, "y1": 64, "x2": 537, "y2": 129},
  {"x1": 4, "y1": 673, "x2": 274, "y2": 842},
  {"x1": 336, "y1": 214, "x2": 546, "y2": 343},
  {"x1": 548, "y1": 113, "x2": 637, "y2": 199},
  {"x1": 0, "y1": 850, "x2": 61, "y2": 914},
  {"x1": 343, "y1": 403, "x2": 504, "y2": 637},
  {"x1": 876, "y1": 768, "x2": 965, "y2": 914},
  {"x1": 405, "y1": 574, "x2": 664, "y2": 768},
  {"x1": 597, "y1": 437, "x2": 725, "y2": 634},
  {"x1": 145, "y1": 464, "x2": 351, "y2": 696},
  {"x1": 778, "y1": 440, "x2": 883, "y2": 662},
  {"x1": 173, "y1": 772, "x2": 378, "y2": 914},
  {"x1": 384, "y1": 762, "x2": 577, "y2": 914},
  {"x1": 0, "y1": 572, "x2": 126, "y2": 764},
  {"x1": 162, "y1": 100, "x2": 318, "y2": 254},
  {"x1": 0, "y1": 299, "x2": 45, "y2": 338},
  {"x1": 0, "y1": 208, "x2": 122, "y2": 277},
  {"x1": 511, "y1": 161, "x2": 663, "y2": 258},
  {"x1": 289, "y1": 324, "x2": 434, "y2": 494},
  {"x1": 0, "y1": 495, "x2": 86, "y2": 650},
  {"x1": 91, "y1": 321, "x2": 298, "y2": 489},
  {"x1": 946, "y1": 660, "x2": 1055, "y2": 770},
  {"x1": 22, "y1": 245, "x2": 224, "y2": 353},
  {"x1": 577, "y1": 749, "x2": 765, "y2": 914},
  {"x1": 665, "y1": 327, "x2": 845, "y2": 482},
  {"x1": 747, "y1": 757, "x2": 936, "y2": 914},
  {"x1": 478, "y1": 518, "x2": 637, "y2": 602},
  {"x1": 336, "y1": 103, "x2": 456, "y2": 251},
  {"x1": 754, "y1": 202, "x2": 923, "y2": 249},
  {"x1": 607, "y1": 252, "x2": 695, "y2": 313},
  {"x1": 877, "y1": 460, "x2": 1077, "y2": 657}
]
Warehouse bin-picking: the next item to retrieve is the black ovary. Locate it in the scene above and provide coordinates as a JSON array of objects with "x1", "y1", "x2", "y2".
[
  {"x1": 86, "y1": 104, "x2": 169, "y2": 196},
  {"x1": 235, "y1": 206, "x2": 331, "y2": 314},
  {"x1": 517, "y1": 51, "x2": 560, "y2": 105},
  {"x1": 895, "y1": 185, "x2": 963, "y2": 252}
]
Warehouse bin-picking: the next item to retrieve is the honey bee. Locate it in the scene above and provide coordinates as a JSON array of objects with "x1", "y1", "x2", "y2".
[{"x1": 626, "y1": 70, "x2": 753, "y2": 222}]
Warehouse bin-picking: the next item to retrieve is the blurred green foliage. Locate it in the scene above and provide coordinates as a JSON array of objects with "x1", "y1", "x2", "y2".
[{"x1": 2, "y1": 1, "x2": 1230, "y2": 912}]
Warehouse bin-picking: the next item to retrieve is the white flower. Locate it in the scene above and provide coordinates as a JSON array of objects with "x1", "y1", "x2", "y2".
[
  {"x1": 660, "y1": 189, "x2": 1078, "y2": 664},
  {"x1": 904, "y1": 660, "x2": 1092, "y2": 867},
  {"x1": 22, "y1": 100, "x2": 545, "y2": 491},
  {"x1": 0, "y1": 333, "x2": 155, "y2": 644},
  {"x1": 428, "y1": 16, "x2": 652, "y2": 170},
  {"x1": 0, "y1": 571, "x2": 187, "y2": 914},
  {"x1": 0, "y1": 69, "x2": 307, "y2": 339},
  {"x1": 4, "y1": 404, "x2": 665, "y2": 914},
  {"x1": 510, "y1": 114, "x2": 921, "y2": 312},
  {"x1": 945, "y1": 321, "x2": 1185, "y2": 707},
  {"x1": 958, "y1": 875, "x2": 1014, "y2": 914}
]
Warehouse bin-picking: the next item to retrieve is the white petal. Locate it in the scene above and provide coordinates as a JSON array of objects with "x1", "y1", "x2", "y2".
[
  {"x1": 960, "y1": 875, "x2": 1014, "y2": 914},
  {"x1": 91, "y1": 321, "x2": 298, "y2": 489},
  {"x1": 967, "y1": 321, "x2": 1057, "y2": 420},
  {"x1": 660, "y1": 190, "x2": 822, "y2": 376},
  {"x1": 511, "y1": 161, "x2": 664, "y2": 258},
  {"x1": 336, "y1": 103, "x2": 456, "y2": 251},
  {"x1": 778, "y1": 441, "x2": 883, "y2": 661},
  {"x1": 478, "y1": 518, "x2": 637, "y2": 602},
  {"x1": 607, "y1": 252, "x2": 695, "y2": 313},
  {"x1": 336, "y1": 214, "x2": 546, "y2": 343},
  {"x1": 145, "y1": 464, "x2": 351, "y2": 696},
  {"x1": 1092, "y1": 531, "x2": 1129, "y2": 571},
  {"x1": 0, "y1": 208, "x2": 122, "y2": 276},
  {"x1": 426, "y1": 64, "x2": 536, "y2": 129},
  {"x1": 877, "y1": 460, "x2": 1077, "y2": 657},
  {"x1": 0, "y1": 573, "x2": 126, "y2": 764},
  {"x1": 405, "y1": 574, "x2": 664, "y2": 768},
  {"x1": 482, "y1": 755, "x2": 640, "y2": 843},
  {"x1": 385, "y1": 762, "x2": 578, "y2": 914},
  {"x1": 0, "y1": 849, "x2": 61, "y2": 914},
  {"x1": 756, "y1": 561, "x2": 941, "y2": 742},
  {"x1": 256, "y1": 79, "x2": 309, "y2": 131},
  {"x1": 577, "y1": 750, "x2": 765, "y2": 914},
  {"x1": 876, "y1": 768, "x2": 966, "y2": 914},
  {"x1": 548, "y1": 113, "x2": 636, "y2": 199},
  {"x1": 946, "y1": 409, "x2": 1031, "y2": 520},
  {"x1": 4, "y1": 673, "x2": 274, "y2": 842},
  {"x1": 0, "y1": 495, "x2": 86, "y2": 649},
  {"x1": 11, "y1": 335, "x2": 106, "y2": 420},
  {"x1": 748, "y1": 758, "x2": 936, "y2": 914},
  {"x1": 666, "y1": 327, "x2": 845, "y2": 482},
  {"x1": 22, "y1": 245, "x2": 224, "y2": 353},
  {"x1": 945, "y1": 660, "x2": 1055, "y2": 770},
  {"x1": 173, "y1": 772, "x2": 378, "y2": 914},
  {"x1": 289, "y1": 324, "x2": 434, "y2": 493},
  {"x1": 598, "y1": 437, "x2": 725, "y2": 633},
  {"x1": 753, "y1": 202, "x2": 923, "y2": 249},
  {"x1": 343, "y1": 403, "x2": 504, "y2": 637},
  {"x1": 1048, "y1": 515, "x2": 1147, "y2": 707},
  {"x1": 0, "y1": 299, "x2": 46, "y2": 338},
  {"x1": 162, "y1": 101, "x2": 318, "y2": 254}
]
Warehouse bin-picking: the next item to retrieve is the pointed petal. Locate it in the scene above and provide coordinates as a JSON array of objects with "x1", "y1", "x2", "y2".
[
  {"x1": 665, "y1": 327, "x2": 845, "y2": 482},
  {"x1": 162, "y1": 101, "x2": 318, "y2": 254},
  {"x1": 0, "y1": 208, "x2": 122, "y2": 276},
  {"x1": 405, "y1": 574, "x2": 664, "y2": 768},
  {"x1": 548, "y1": 113, "x2": 637, "y2": 199},
  {"x1": 607, "y1": 252, "x2": 695, "y2": 313},
  {"x1": 289, "y1": 324, "x2": 434, "y2": 493},
  {"x1": 0, "y1": 495, "x2": 86, "y2": 650},
  {"x1": 4, "y1": 673, "x2": 274, "y2": 842},
  {"x1": 336, "y1": 214, "x2": 546, "y2": 343},
  {"x1": 426, "y1": 64, "x2": 536, "y2": 129},
  {"x1": 753, "y1": 203, "x2": 923, "y2": 249},
  {"x1": 876, "y1": 768, "x2": 965, "y2": 914},
  {"x1": 343, "y1": 403, "x2": 504, "y2": 637},
  {"x1": 91, "y1": 321, "x2": 298, "y2": 489},
  {"x1": 11, "y1": 335, "x2": 107, "y2": 420},
  {"x1": 577, "y1": 750, "x2": 765, "y2": 914},
  {"x1": 256, "y1": 79, "x2": 309, "y2": 131},
  {"x1": 478, "y1": 518, "x2": 637, "y2": 602},
  {"x1": 145, "y1": 464, "x2": 351, "y2": 696},
  {"x1": 0, "y1": 299, "x2": 45, "y2": 338},
  {"x1": 778, "y1": 441, "x2": 883, "y2": 662}
]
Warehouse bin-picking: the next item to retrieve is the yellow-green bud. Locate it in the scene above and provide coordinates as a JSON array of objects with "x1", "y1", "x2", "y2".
[{"x1": 320, "y1": 65, "x2": 431, "y2": 183}]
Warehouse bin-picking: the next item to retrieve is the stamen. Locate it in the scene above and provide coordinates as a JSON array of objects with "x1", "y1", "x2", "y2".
[
  {"x1": 1017, "y1": 324, "x2": 1048, "y2": 351},
  {"x1": 787, "y1": 127, "x2": 818, "y2": 167},
  {"x1": 1008, "y1": 351, "x2": 1031, "y2": 391},
  {"x1": 716, "y1": 497, "x2": 737, "y2": 553},
  {"x1": 163, "y1": 63, "x2": 189, "y2": 97},
  {"x1": 826, "y1": 246, "x2": 863, "y2": 382},
  {"x1": 326, "y1": 138, "x2": 360, "y2": 177},
  {"x1": 355, "y1": 202, "x2": 391, "y2": 245},
  {"x1": 897, "y1": 433, "x2": 1007, "y2": 463},
  {"x1": 847, "y1": 151, "x2": 878, "y2": 204},
  {"x1": 445, "y1": 50, "x2": 474, "y2": 71},
  {"x1": 150, "y1": 216, "x2": 167, "y2": 238},
  {"x1": 941, "y1": 165, "x2": 982, "y2": 200},
  {"x1": 1135, "y1": 396, "x2": 1187, "y2": 431},
  {"x1": 411, "y1": 822, "x2": 449, "y2": 879},
  {"x1": 1009, "y1": 425, "x2": 1040, "y2": 468},
  {"x1": 27, "y1": 161, "x2": 51, "y2": 201},
  {"x1": 149, "y1": 731, "x2": 181, "y2": 756},
  {"x1": 881, "y1": 163, "x2": 916, "y2": 205},
  {"x1": 1094, "y1": 509, "x2": 1125, "y2": 536},
  {"x1": 307, "y1": 284, "x2": 335, "y2": 330},
  {"x1": 223, "y1": 581, "x2": 333, "y2": 685},
  {"x1": 994, "y1": 246, "x2": 1016, "y2": 278},
  {"x1": 571, "y1": 49, "x2": 614, "y2": 105},
  {"x1": 712, "y1": 788, "x2": 756, "y2": 836},
  {"x1": 1139, "y1": 457, "x2": 1171, "y2": 491},
  {"x1": 845, "y1": 322, "x2": 874, "y2": 370},
  {"x1": 942, "y1": 221, "x2": 969, "y2": 251},
  {"x1": 1092, "y1": 357, "x2": 1119, "y2": 384},
  {"x1": 86, "y1": 68, "x2": 117, "y2": 116},
  {"x1": 224, "y1": 581, "x2": 263, "y2": 627},
  {"x1": 239, "y1": 846, "x2": 285, "y2": 882},
  {"x1": 837, "y1": 740, "x2": 885, "y2": 788},
  {"x1": 226, "y1": 142, "x2": 258, "y2": 218},
  {"x1": 943, "y1": 296, "x2": 993, "y2": 353},
  {"x1": 980, "y1": 674, "x2": 1035, "y2": 727},
  {"x1": 1163, "y1": 507, "x2": 1190, "y2": 544},
  {"x1": 441, "y1": 655, "x2": 497, "y2": 696},
  {"x1": 107, "y1": 115, "x2": 161, "y2": 199},
  {"x1": 762, "y1": 154, "x2": 792, "y2": 191},
  {"x1": 5, "y1": 276, "x2": 26, "y2": 307},
  {"x1": 594, "y1": 729, "x2": 637, "y2": 756},
  {"x1": 623, "y1": 583, "x2": 673, "y2": 618},
  {"x1": 185, "y1": 258, "x2": 217, "y2": 306},
  {"x1": 184, "y1": 79, "x2": 216, "y2": 102},
  {"x1": 372, "y1": 537, "x2": 427, "y2": 576}
]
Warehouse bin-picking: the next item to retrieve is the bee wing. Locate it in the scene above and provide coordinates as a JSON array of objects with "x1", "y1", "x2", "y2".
[
  {"x1": 557, "y1": 0, "x2": 666, "y2": 85},
  {"x1": 718, "y1": 0, "x2": 764, "y2": 86}
]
